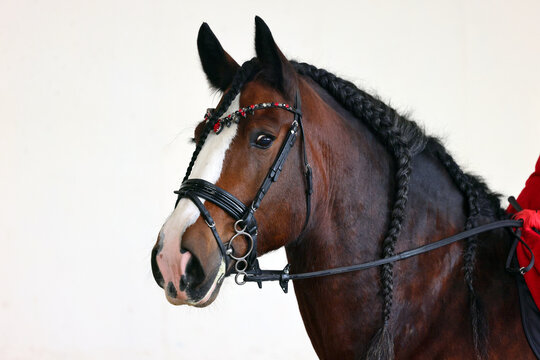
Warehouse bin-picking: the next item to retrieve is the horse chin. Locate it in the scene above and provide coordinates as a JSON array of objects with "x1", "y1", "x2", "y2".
[{"x1": 191, "y1": 281, "x2": 222, "y2": 308}]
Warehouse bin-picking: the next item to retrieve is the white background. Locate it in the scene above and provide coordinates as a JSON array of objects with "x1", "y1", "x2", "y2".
[{"x1": 1, "y1": 1, "x2": 539, "y2": 359}]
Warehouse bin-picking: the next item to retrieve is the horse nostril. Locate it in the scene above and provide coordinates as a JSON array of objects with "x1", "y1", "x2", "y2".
[
  {"x1": 184, "y1": 254, "x2": 205, "y2": 289},
  {"x1": 179, "y1": 275, "x2": 187, "y2": 291},
  {"x1": 167, "y1": 281, "x2": 177, "y2": 298}
]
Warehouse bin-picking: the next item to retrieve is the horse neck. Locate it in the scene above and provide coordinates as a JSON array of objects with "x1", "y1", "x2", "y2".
[
  {"x1": 285, "y1": 77, "x2": 518, "y2": 357},
  {"x1": 286, "y1": 76, "x2": 392, "y2": 262}
]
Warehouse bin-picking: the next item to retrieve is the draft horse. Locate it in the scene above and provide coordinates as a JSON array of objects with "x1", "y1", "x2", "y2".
[{"x1": 151, "y1": 17, "x2": 535, "y2": 359}]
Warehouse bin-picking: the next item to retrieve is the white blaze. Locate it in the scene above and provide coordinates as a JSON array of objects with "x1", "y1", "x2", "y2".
[{"x1": 160, "y1": 95, "x2": 240, "y2": 248}]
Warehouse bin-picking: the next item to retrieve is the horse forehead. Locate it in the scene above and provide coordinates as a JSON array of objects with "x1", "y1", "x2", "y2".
[{"x1": 240, "y1": 81, "x2": 285, "y2": 104}]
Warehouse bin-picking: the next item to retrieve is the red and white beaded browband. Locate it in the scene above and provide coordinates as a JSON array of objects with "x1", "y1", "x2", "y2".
[{"x1": 205, "y1": 102, "x2": 299, "y2": 134}]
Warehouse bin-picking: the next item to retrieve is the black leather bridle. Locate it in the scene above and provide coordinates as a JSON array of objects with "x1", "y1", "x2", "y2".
[
  {"x1": 175, "y1": 90, "x2": 313, "y2": 287},
  {"x1": 174, "y1": 89, "x2": 533, "y2": 293}
]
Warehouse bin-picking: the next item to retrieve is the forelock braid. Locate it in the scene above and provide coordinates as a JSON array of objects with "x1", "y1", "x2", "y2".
[
  {"x1": 182, "y1": 58, "x2": 260, "y2": 182},
  {"x1": 292, "y1": 61, "x2": 425, "y2": 360}
]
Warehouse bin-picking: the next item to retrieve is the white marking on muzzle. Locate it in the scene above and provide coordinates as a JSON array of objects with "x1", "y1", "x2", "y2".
[{"x1": 158, "y1": 95, "x2": 240, "y2": 299}]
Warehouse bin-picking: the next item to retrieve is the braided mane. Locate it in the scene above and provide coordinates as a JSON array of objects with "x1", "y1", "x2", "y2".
[
  {"x1": 186, "y1": 58, "x2": 503, "y2": 359},
  {"x1": 292, "y1": 61, "x2": 503, "y2": 359}
]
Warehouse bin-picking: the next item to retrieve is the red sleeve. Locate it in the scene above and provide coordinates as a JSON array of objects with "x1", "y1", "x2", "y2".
[{"x1": 507, "y1": 155, "x2": 540, "y2": 213}]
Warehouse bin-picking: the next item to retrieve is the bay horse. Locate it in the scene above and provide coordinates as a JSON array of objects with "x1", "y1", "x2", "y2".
[{"x1": 151, "y1": 17, "x2": 534, "y2": 359}]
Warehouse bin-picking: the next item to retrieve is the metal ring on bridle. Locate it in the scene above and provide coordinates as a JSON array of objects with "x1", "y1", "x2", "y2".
[
  {"x1": 235, "y1": 259, "x2": 248, "y2": 272},
  {"x1": 234, "y1": 219, "x2": 247, "y2": 233},
  {"x1": 227, "y1": 231, "x2": 254, "y2": 261},
  {"x1": 235, "y1": 272, "x2": 246, "y2": 285}
]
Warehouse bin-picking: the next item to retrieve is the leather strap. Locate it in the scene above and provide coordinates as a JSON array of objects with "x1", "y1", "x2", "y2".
[
  {"x1": 509, "y1": 196, "x2": 524, "y2": 212},
  {"x1": 505, "y1": 229, "x2": 535, "y2": 275},
  {"x1": 296, "y1": 92, "x2": 313, "y2": 239},
  {"x1": 176, "y1": 179, "x2": 250, "y2": 225},
  {"x1": 185, "y1": 193, "x2": 230, "y2": 270},
  {"x1": 243, "y1": 219, "x2": 524, "y2": 292},
  {"x1": 505, "y1": 197, "x2": 536, "y2": 275}
]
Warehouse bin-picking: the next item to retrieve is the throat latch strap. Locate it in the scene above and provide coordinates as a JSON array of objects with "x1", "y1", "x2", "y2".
[{"x1": 296, "y1": 91, "x2": 313, "y2": 237}]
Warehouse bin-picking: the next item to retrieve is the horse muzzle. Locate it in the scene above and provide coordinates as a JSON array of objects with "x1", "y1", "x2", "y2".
[{"x1": 151, "y1": 233, "x2": 226, "y2": 307}]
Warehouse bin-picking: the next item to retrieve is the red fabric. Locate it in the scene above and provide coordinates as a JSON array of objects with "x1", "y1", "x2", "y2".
[
  {"x1": 507, "y1": 156, "x2": 540, "y2": 212},
  {"x1": 507, "y1": 155, "x2": 540, "y2": 310}
]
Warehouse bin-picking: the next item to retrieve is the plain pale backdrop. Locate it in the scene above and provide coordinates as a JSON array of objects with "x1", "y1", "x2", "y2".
[{"x1": 1, "y1": 0, "x2": 539, "y2": 359}]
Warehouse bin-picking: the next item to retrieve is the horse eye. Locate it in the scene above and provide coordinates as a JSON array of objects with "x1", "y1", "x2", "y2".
[{"x1": 254, "y1": 134, "x2": 274, "y2": 149}]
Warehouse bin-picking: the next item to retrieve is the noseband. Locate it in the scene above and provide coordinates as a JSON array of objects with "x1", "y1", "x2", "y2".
[
  {"x1": 174, "y1": 90, "x2": 532, "y2": 293},
  {"x1": 174, "y1": 90, "x2": 313, "y2": 287}
]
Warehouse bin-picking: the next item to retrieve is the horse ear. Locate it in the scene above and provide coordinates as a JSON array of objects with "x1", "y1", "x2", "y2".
[
  {"x1": 254, "y1": 16, "x2": 296, "y2": 96},
  {"x1": 197, "y1": 23, "x2": 240, "y2": 91}
]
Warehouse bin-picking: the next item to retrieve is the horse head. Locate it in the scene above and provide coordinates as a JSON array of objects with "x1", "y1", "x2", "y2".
[
  {"x1": 151, "y1": 17, "x2": 315, "y2": 306},
  {"x1": 148, "y1": 16, "x2": 536, "y2": 359}
]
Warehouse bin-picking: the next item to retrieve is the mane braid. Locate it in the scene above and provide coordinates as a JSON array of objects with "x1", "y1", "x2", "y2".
[{"x1": 291, "y1": 61, "x2": 499, "y2": 359}]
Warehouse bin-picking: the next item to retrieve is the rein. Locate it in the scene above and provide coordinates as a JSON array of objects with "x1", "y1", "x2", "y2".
[
  {"x1": 174, "y1": 88, "x2": 534, "y2": 293},
  {"x1": 244, "y1": 218, "x2": 530, "y2": 293}
]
